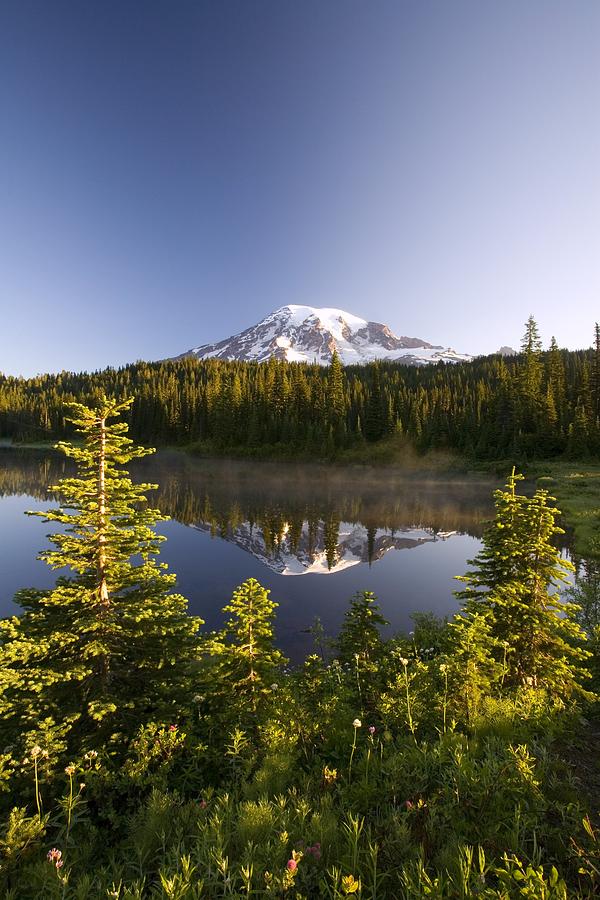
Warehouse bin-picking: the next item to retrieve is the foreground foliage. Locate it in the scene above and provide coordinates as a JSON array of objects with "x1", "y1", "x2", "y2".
[
  {"x1": 0, "y1": 399, "x2": 599, "y2": 897},
  {"x1": 0, "y1": 397, "x2": 202, "y2": 764}
]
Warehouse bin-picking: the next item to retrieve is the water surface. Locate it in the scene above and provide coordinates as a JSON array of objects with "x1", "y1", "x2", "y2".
[{"x1": 0, "y1": 448, "x2": 499, "y2": 659}]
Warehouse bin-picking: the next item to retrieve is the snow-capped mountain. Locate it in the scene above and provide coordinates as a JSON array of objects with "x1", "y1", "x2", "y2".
[
  {"x1": 190, "y1": 518, "x2": 458, "y2": 576},
  {"x1": 176, "y1": 305, "x2": 472, "y2": 366}
]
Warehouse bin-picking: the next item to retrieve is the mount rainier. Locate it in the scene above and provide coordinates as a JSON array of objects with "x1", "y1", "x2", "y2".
[{"x1": 176, "y1": 305, "x2": 472, "y2": 366}]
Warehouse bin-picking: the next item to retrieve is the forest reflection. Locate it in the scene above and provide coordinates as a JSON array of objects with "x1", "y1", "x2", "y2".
[{"x1": 0, "y1": 448, "x2": 504, "y2": 573}]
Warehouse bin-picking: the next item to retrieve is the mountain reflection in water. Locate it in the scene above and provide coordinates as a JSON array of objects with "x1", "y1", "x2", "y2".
[
  {"x1": 0, "y1": 447, "x2": 527, "y2": 658},
  {"x1": 140, "y1": 452, "x2": 498, "y2": 573},
  {"x1": 0, "y1": 448, "x2": 498, "y2": 575},
  {"x1": 0, "y1": 448, "x2": 580, "y2": 658}
]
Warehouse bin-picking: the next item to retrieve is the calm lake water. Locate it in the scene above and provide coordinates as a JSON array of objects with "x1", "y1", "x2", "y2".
[{"x1": 0, "y1": 448, "x2": 501, "y2": 659}]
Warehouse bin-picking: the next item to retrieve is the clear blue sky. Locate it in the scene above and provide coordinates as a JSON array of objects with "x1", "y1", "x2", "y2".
[{"x1": 1, "y1": 1, "x2": 598, "y2": 377}]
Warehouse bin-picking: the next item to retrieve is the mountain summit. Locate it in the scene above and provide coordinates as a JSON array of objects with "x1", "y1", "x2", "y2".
[{"x1": 176, "y1": 305, "x2": 472, "y2": 366}]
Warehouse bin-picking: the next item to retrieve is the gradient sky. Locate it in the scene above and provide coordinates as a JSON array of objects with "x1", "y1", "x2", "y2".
[{"x1": 1, "y1": 1, "x2": 599, "y2": 377}]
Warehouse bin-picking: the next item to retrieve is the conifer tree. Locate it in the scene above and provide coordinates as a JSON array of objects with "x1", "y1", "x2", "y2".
[
  {"x1": 455, "y1": 469, "x2": 590, "y2": 696},
  {"x1": 326, "y1": 350, "x2": 345, "y2": 425},
  {"x1": 591, "y1": 323, "x2": 600, "y2": 423},
  {"x1": 566, "y1": 400, "x2": 590, "y2": 459},
  {"x1": 364, "y1": 363, "x2": 385, "y2": 442},
  {"x1": 209, "y1": 578, "x2": 286, "y2": 714},
  {"x1": 518, "y1": 315, "x2": 543, "y2": 434},
  {"x1": 0, "y1": 396, "x2": 202, "y2": 763},
  {"x1": 337, "y1": 590, "x2": 389, "y2": 670},
  {"x1": 547, "y1": 336, "x2": 566, "y2": 411}
]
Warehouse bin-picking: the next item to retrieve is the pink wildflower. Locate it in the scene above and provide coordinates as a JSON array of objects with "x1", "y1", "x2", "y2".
[
  {"x1": 47, "y1": 848, "x2": 64, "y2": 868},
  {"x1": 405, "y1": 799, "x2": 414, "y2": 810},
  {"x1": 169, "y1": 724, "x2": 177, "y2": 732},
  {"x1": 368, "y1": 725, "x2": 376, "y2": 735},
  {"x1": 286, "y1": 858, "x2": 298, "y2": 871}
]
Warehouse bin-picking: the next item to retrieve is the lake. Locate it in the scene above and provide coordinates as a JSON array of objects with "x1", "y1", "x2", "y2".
[{"x1": 0, "y1": 448, "x2": 501, "y2": 659}]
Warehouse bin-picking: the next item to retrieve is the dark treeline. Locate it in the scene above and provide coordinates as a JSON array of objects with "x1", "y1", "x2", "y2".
[{"x1": 2, "y1": 318, "x2": 599, "y2": 459}]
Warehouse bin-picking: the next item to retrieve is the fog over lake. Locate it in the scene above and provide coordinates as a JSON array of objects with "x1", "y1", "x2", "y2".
[{"x1": 0, "y1": 448, "x2": 501, "y2": 659}]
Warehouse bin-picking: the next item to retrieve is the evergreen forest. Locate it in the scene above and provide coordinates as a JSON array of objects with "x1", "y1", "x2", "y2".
[{"x1": 2, "y1": 318, "x2": 600, "y2": 461}]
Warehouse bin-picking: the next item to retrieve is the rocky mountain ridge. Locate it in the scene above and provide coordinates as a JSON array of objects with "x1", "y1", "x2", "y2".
[{"x1": 176, "y1": 305, "x2": 472, "y2": 366}]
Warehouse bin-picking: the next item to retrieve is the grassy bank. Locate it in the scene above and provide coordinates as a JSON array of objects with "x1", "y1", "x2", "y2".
[
  {"x1": 528, "y1": 462, "x2": 600, "y2": 559},
  {"x1": 187, "y1": 433, "x2": 471, "y2": 473}
]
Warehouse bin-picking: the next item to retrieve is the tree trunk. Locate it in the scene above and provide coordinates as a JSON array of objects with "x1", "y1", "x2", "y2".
[{"x1": 97, "y1": 416, "x2": 109, "y2": 608}]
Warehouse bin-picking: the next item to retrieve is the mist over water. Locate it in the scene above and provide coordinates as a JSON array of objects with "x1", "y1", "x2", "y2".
[{"x1": 0, "y1": 448, "x2": 503, "y2": 659}]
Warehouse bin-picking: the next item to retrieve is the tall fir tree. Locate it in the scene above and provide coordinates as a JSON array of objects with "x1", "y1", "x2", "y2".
[
  {"x1": 591, "y1": 322, "x2": 600, "y2": 423},
  {"x1": 0, "y1": 396, "x2": 202, "y2": 764},
  {"x1": 364, "y1": 362, "x2": 386, "y2": 442},
  {"x1": 455, "y1": 469, "x2": 590, "y2": 696},
  {"x1": 326, "y1": 350, "x2": 346, "y2": 438},
  {"x1": 518, "y1": 315, "x2": 543, "y2": 436},
  {"x1": 209, "y1": 578, "x2": 286, "y2": 715}
]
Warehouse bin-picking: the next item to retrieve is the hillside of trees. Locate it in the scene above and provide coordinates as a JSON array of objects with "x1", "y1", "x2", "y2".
[{"x1": 1, "y1": 318, "x2": 600, "y2": 460}]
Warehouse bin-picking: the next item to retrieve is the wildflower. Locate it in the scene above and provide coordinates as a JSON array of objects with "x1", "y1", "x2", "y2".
[
  {"x1": 322, "y1": 765, "x2": 337, "y2": 785},
  {"x1": 199, "y1": 799, "x2": 207, "y2": 809},
  {"x1": 399, "y1": 657, "x2": 409, "y2": 667},
  {"x1": 192, "y1": 694, "x2": 202, "y2": 703},
  {"x1": 169, "y1": 724, "x2": 177, "y2": 732},
  {"x1": 352, "y1": 718, "x2": 362, "y2": 728},
  {"x1": 368, "y1": 725, "x2": 376, "y2": 735},
  {"x1": 47, "y1": 848, "x2": 64, "y2": 869},
  {"x1": 270, "y1": 683, "x2": 279, "y2": 690},
  {"x1": 342, "y1": 874, "x2": 360, "y2": 894},
  {"x1": 439, "y1": 663, "x2": 448, "y2": 674},
  {"x1": 404, "y1": 799, "x2": 414, "y2": 810},
  {"x1": 31, "y1": 745, "x2": 43, "y2": 759},
  {"x1": 64, "y1": 764, "x2": 76, "y2": 776},
  {"x1": 79, "y1": 783, "x2": 86, "y2": 790},
  {"x1": 286, "y1": 858, "x2": 298, "y2": 871}
]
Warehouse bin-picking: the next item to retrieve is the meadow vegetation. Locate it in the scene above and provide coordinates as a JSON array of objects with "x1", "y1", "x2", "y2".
[{"x1": 0, "y1": 398, "x2": 599, "y2": 898}]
